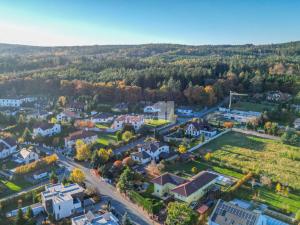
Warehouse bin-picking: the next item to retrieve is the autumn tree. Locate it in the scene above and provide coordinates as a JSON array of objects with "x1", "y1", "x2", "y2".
[
  {"x1": 75, "y1": 140, "x2": 91, "y2": 161},
  {"x1": 70, "y1": 168, "x2": 85, "y2": 184},
  {"x1": 178, "y1": 145, "x2": 187, "y2": 154},
  {"x1": 166, "y1": 202, "x2": 198, "y2": 225}
]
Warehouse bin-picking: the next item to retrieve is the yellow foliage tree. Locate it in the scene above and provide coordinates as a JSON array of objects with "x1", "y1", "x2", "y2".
[
  {"x1": 178, "y1": 145, "x2": 187, "y2": 154},
  {"x1": 276, "y1": 183, "x2": 282, "y2": 193},
  {"x1": 75, "y1": 140, "x2": 91, "y2": 161},
  {"x1": 70, "y1": 168, "x2": 85, "y2": 184},
  {"x1": 204, "y1": 152, "x2": 212, "y2": 161},
  {"x1": 191, "y1": 166, "x2": 198, "y2": 174}
]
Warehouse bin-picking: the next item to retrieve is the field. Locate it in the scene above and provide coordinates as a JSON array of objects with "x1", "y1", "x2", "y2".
[
  {"x1": 232, "y1": 101, "x2": 275, "y2": 112},
  {"x1": 145, "y1": 119, "x2": 169, "y2": 128},
  {"x1": 199, "y1": 132, "x2": 300, "y2": 189}
]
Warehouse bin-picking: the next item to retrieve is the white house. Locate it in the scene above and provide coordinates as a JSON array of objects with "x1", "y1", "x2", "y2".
[
  {"x1": 177, "y1": 107, "x2": 193, "y2": 116},
  {"x1": 185, "y1": 121, "x2": 217, "y2": 138},
  {"x1": 72, "y1": 211, "x2": 119, "y2": 225},
  {"x1": 91, "y1": 113, "x2": 114, "y2": 124},
  {"x1": 33, "y1": 123, "x2": 61, "y2": 137},
  {"x1": 0, "y1": 137, "x2": 17, "y2": 159},
  {"x1": 14, "y1": 147, "x2": 39, "y2": 164},
  {"x1": 0, "y1": 96, "x2": 37, "y2": 107},
  {"x1": 41, "y1": 183, "x2": 85, "y2": 221},
  {"x1": 144, "y1": 105, "x2": 161, "y2": 113},
  {"x1": 131, "y1": 140, "x2": 169, "y2": 164},
  {"x1": 219, "y1": 107, "x2": 261, "y2": 123},
  {"x1": 64, "y1": 130, "x2": 98, "y2": 149},
  {"x1": 294, "y1": 118, "x2": 300, "y2": 129},
  {"x1": 56, "y1": 110, "x2": 81, "y2": 122},
  {"x1": 111, "y1": 115, "x2": 144, "y2": 131}
]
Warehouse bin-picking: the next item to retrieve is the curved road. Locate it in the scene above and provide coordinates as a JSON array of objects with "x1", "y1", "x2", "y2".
[{"x1": 58, "y1": 153, "x2": 155, "y2": 225}]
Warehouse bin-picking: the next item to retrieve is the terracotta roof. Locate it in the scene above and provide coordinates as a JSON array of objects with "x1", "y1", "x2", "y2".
[
  {"x1": 65, "y1": 130, "x2": 97, "y2": 141},
  {"x1": 151, "y1": 173, "x2": 187, "y2": 186},
  {"x1": 171, "y1": 171, "x2": 218, "y2": 197}
]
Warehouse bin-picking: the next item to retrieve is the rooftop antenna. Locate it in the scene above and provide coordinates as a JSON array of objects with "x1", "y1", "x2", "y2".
[{"x1": 229, "y1": 91, "x2": 248, "y2": 111}]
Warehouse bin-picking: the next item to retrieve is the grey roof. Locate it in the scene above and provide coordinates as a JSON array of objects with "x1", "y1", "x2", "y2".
[
  {"x1": 131, "y1": 151, "x2": 151, "y2": 160},
  {"x1": 210, "y1": 200, "x2": 260, "y2": 225},
  {"x1": 151, "y1": 173, "x2": 187, "y2": 186}
]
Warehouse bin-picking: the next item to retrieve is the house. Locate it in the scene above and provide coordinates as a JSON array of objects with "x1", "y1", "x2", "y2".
[
  {"x1": 0, "y1": 96, "x2": 37, "y2": 108},
  {"x1": 64, "y1": 130, "x2": 98, "y2": 149},
  {"x1": 152, "y1": 173, "x2": 187, "y2": 198},
  {"x1": 151, "y1": 171, "x2": 218, "y2": 204},
  {"x1": 266, "y1": 91, "x2": 291, "y2": 102},
  {"x1": 185, "y1": 121, "x2": 217, "y2": 138},
  {"x1": 209, "y1": 199, "x2": 288, "y2": 225},
  {"x1": 144, "y1": 105, "x2": 161, "y2": 113},
  {"x1": 0, "y1": 137, "x2": 17, "y2": 159},
  {"x1": 294, "y1": 118, "x2": 300, "y2": 129},
  {"x1": 41, "y1": 183, "x2": 85, "y2": 221},
  {"x1": 112, "y1": 115, "x2": 144, "y2": 131},
  {"x1": 111, "y1": 103, "x2": 128, "y2": 112},
  {"x1": 56, "y1": 110, "x2": 81, "y2": 122},
  {"x1": 26, "y1": 110, "x2": 52, "y2": 121},
  {"x1": 219, "y1": 107, "x2": 261, "y2": 123},
  {"x1": 33, "y1": 123, "x2": 61, "y2": 137},
  {"x1": 6, "y1": 203, "x2": 44, "y2": 218},
  {"x1": 131, "y1": 140, "x2": 169, "y2": 164},
  {"x1": 14, "y1": 147, "x2": 39, "y2": 164},
  {"x1": 177, "y1": 107, "x2": 193, "y2": 116},
  {"x1": 171, "y1": 171, "x2": 218, "y2": 203},
  {"x1": 66, "y1": 102, "x2": 85, "y2": 112},
  {"x1": 91, "y1": 113, "x2": 114, "y2": 123},
  {"x1": 72, "y1": 211, "x2": 119, "y2": 225}
]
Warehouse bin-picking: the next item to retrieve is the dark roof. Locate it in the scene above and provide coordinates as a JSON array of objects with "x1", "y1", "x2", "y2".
[
  {"x1": 33, "y1": 122, "x2": 54, "y2": 130},
  {"x1": 65, "y1": 130, "x2": 97, "y2": 141},
  {"x1": 131, "y1": 151, "x2": 151, "y2": 160},
  {"x1": 151, "y1": 173, "x2": 187, "y2": 186},
  {"x1": 171, "y1": 171, "x2": 218, "y2": 197},
  {"x1": 138, "y1": 140, "x2": 164, "y2": 153},
  {"x1": 92, "y1": 113, "x2": 113, "y2": 119},
  {"x1": 67, "y1": 102, "x2": 85, "y2": 109},
  {"x1": 186, "y1": 121, "x2": 214, "y2": 132},
  {"x1": 210, "y1": 200, "x2": 260, "y2": 225},
  {"x1": 3, "y1": 137, "x2": 17, "y2": 147}
]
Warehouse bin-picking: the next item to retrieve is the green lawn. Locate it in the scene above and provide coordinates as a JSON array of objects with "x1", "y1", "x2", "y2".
[
  {"x1": 232, "y1": 184, "x2": 300, "y2": 213},
  {"x1": 96, "y1": 123, "x2": 110, "y2": 129},
  {"x1": 232, "y1": 101, "x2": 275, "y2": 112},
  {"x1": 145, "y1": 119, "x2": 169, "y2": 127},
  {"x1": 0, "y1": 177, "x2": 31, "y2": 197},
  {"x1": 97, "y1": 132, "x2": 118, "y2": 146},
  {"x1": 199, "y1": 131, "x2": 300, "y2": 189},
  {"x1": 165, "y1": 160, "x2": 243, "y2": 179}
]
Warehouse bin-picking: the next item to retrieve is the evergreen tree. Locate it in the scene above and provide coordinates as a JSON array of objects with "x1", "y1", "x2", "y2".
[{"x1": 122, "y1": 212, "x2": 133, "y2": 225}]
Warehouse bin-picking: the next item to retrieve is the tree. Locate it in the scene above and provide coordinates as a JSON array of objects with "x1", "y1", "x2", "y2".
[
  {"x1": 166, "y1": 202, "x2": 198, "y2": 225},
  {"x1": 223, "y1": 122, "x2": 233, "y2": 128},
  {"x1": 178, "y1": 145, "x2": 187, "y2": 154},
  {"x1": 200, "y1": 133, "x2": 205, "y2": 143},
  {"x1": 75, "y1": 140, "x2": 91, "y2": 161},
  {"x1": 16, "y1": 208, "x2": 26, "y2": 225},
  {"x1": 122, "y1": 131, "x2": 133, "y2": 142},
  {"x1": 70, "y1": 168, "x2": 85, "y2": 184},
  {"x1": 116, "y1": 131, "x2": 122, "y2": 142},
  {"x1": 204, "y1": 152, "x2": 212, "y2": 161},
  {"x1": 98, "y1": 148, "x2": 112, "y2": 165},
  {"x1": 117, "y1": 167, "x2": 134, "y2": 192},
  {"x1": 58, "y1": 96, "x2": 67, "y2": 107},
  {"x1": 191, "y1": 167, "x2": 197, "y2": 174},
  {"x1": 281, "y1": 129, "x2": 300, "y2": 146},
  {"x1": 22, "y1": 128, "x2": 32, "y2": 143},
  {"x1": 122, "y1": 212, "x2": 133, "y2": 225},
  {"x1": 275, "y1": 183, "x2": 281, "y2": 193},
  {"x1": 25, "y1": 207, "x2": 33, "y2": 219},
  {"x1": 49, "y1": 170, "x2": 58, "y2": 184}
]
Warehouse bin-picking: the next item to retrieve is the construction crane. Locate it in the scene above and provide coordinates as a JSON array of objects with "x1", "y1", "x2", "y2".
[{"x1": 229, "y1": 91, "x2": 248, "y2": 110}]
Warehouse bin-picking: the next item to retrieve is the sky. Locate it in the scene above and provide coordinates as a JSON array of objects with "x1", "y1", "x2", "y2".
[{"x1": 0, "y1": 0, "x2": 299, "y2": 46}]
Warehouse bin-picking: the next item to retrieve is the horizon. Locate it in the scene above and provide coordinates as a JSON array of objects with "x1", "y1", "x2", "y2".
[{"x1": 0, "y1": 0, "x2": 300, "y2": 46}]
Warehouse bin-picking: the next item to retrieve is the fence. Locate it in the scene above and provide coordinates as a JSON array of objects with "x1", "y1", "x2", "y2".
[{"x1": 188, "y1": 129, "x2": 231, "y2": 152}]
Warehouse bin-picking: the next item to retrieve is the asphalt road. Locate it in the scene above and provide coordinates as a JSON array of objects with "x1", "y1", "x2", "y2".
[{"x1": 58, "y1": 153, "x2": 155, "y2": 225}]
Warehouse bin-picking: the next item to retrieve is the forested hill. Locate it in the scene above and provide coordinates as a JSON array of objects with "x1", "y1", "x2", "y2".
[{"x1": 0, "y1": 42, "x2": 299, "y2": 104}]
